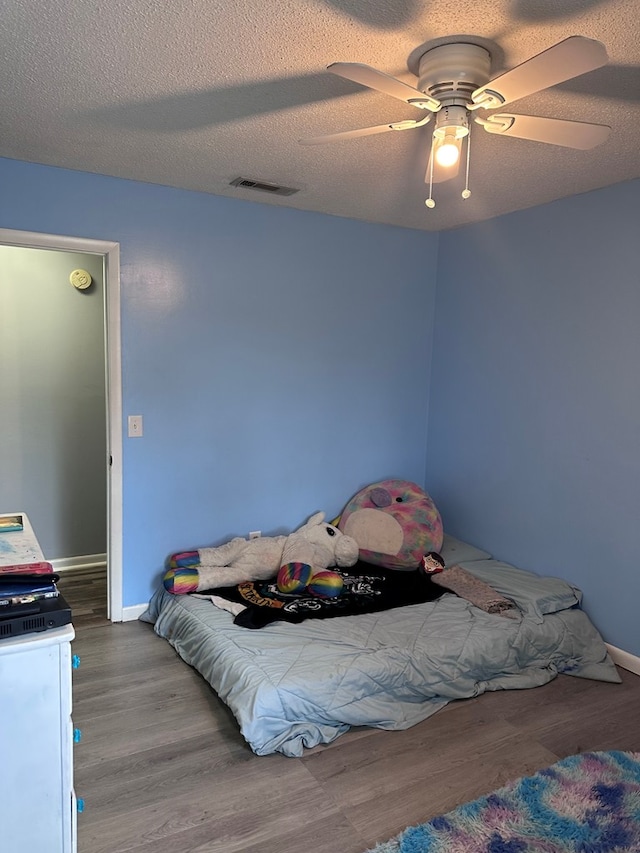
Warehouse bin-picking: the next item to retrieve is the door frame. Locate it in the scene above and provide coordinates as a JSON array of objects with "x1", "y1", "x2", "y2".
[{"x1": 0, "y1": 227, "x2": 123, "y2": 621}]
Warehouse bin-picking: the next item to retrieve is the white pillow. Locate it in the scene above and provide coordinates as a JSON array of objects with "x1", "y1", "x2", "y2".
[
  {"x1": 440, "y1": 534, "x2": 492, "y2": 565},
  {"x1": 459, "y1": 559, "x2": 582, "y2": 623}
]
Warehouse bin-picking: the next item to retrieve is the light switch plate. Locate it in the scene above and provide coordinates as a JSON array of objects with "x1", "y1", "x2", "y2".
[{"x1": 128, "y1": 415, "x2": 143, "y2": 437}]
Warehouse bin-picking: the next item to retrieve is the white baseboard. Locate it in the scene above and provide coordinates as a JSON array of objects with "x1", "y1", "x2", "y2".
[
  {"x1": 121, "y1": 603, "x2": 149, "y2": 622},
  {"x1": 605, "y1": 643, "x2": 640, "y2": 676},
  {"x1": 50, "y1": 553, "x2": 107, "y2": 573}
]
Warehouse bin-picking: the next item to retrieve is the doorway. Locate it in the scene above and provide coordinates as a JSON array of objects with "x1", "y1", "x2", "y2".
[{"x1": 0, "y1": 228, "x2": 123, "y2": 621}]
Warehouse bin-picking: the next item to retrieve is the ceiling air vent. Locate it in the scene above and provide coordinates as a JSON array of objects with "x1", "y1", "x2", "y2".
[{"x1": 229, "y1": 177, "x2": 300, "y2": 197}]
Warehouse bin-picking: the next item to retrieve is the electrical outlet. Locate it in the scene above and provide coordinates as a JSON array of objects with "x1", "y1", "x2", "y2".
[{"x1": 249, "y1": 530, "x2": 261, "y2": 540}]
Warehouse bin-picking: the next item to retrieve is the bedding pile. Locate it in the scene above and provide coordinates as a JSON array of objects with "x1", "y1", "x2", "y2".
[
  {"x1": 197, "y1": 562, "x2": 445, "y2": 628},
  {"x1": 140, "y1": 536, "x2": 620, "y2": 757},
  {"x1": 195, "y1": 559, "x2": 520, "y2": 628}
]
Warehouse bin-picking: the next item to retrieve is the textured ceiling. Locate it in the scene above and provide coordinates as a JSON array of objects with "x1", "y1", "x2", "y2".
[{"x1": 1, "y1": 0, "x2": 638, "y2": 231}]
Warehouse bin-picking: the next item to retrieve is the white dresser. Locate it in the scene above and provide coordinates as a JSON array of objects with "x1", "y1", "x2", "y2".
[
  {"x1": 0, "y1": 625, "x2": 77, "y2": 852},
  {"x1": 0, "y1": 512, "x2": 77, "y2": 853}
]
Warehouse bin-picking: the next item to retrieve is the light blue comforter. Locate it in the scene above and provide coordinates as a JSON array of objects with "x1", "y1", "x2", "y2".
[{"x1": 141, "y1": 552, "x2": 619, "y2": 757}]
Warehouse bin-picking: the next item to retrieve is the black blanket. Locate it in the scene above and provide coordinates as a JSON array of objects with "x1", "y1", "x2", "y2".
[{"x1": 197, "y1": 560, "x2": 446, "y2": 629}]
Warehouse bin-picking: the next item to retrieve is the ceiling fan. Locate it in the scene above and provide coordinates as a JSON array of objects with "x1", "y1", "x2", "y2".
[{"x1": 301, "y1": 36, "x2": 610, "y2": 207}]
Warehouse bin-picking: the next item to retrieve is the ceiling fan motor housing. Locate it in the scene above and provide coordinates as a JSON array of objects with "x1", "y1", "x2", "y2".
[
  {"x1": 434, "y1": 104, "x2": 469, "y2": 138},
  {"x1": 417, "y1": 42, "x2": 491, "y2": 106}
]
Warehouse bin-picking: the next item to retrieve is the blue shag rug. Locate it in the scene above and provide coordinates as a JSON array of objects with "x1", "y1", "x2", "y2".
[{"x1": 366, "y1": 751, "x2": 640, "y2": 852}]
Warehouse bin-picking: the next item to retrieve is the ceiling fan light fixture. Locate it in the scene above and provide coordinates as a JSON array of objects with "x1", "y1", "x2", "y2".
[
  {"x1": 433, "y1": 105, "x2": 469, "y2": 138},
  {"x1": 434, "y1": 129, "x2": 462, "y2": 167},
  {"x1": 433, "y1": 104, "x2": 469, "y2": 167},
  {"x1": 426, "y1": 124, "x2": 472, "y2": 211}
]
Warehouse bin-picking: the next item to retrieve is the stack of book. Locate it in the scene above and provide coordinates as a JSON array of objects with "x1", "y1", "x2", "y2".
[
  {"x1": 0, "y1": 514, "x2": 26, "y2": 533},
  {"x1": 0, "y1": 562, "x2": 60, "y2": 614}
]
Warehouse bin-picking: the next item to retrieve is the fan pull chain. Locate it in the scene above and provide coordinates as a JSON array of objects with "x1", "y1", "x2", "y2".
[
  {"x1": 425, "y1": 135, "x2": 435, "y2": 209},
  {"x1": 462, "y1": 128, "x2": 471, "y2": 199}
]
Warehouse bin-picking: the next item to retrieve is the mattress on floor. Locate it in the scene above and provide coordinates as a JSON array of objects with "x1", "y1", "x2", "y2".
[{"x1": 140, "y1": 539, "x2": 619, "y2": 757}]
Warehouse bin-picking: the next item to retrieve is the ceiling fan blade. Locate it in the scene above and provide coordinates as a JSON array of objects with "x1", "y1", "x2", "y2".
[
  {"x1": 300, "y1": 115, "x2": 431, "y2": 145},
  {"x1": 471, "y1": 36, "x2": 608, "y2": 110},
  {"x1": 480, "y1": 114, "x2": 611, "y2": 149},
  {"x1": 328, "y1": 62, "x2": 440, "y2": 111}
]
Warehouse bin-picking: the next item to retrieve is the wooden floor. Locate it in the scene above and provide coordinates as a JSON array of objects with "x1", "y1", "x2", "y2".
[{"x1": 59, "y1": 570, "x2": 640, "y2": 853}]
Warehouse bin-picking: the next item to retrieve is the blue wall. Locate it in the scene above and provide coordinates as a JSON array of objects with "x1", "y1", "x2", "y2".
[
  {"x1": 0, "y1": 158, "x2": 438, "y2": 606},
  {"x1": 2, "y1": 155, "x2": 638, "y2": 657},
  {"x1": 428, "y1": 179, "x2": 640, "y2": 656}
]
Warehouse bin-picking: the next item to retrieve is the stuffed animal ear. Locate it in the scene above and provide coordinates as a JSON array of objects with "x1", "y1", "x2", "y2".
[{"x1": 297, "y1": 511, "x2": 325, "y2": 532}]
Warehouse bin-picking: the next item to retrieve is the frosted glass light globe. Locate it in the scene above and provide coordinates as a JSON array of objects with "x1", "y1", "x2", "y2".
[{"x1": 435, "y1": 142, "x2": 460, "y2": 167}]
